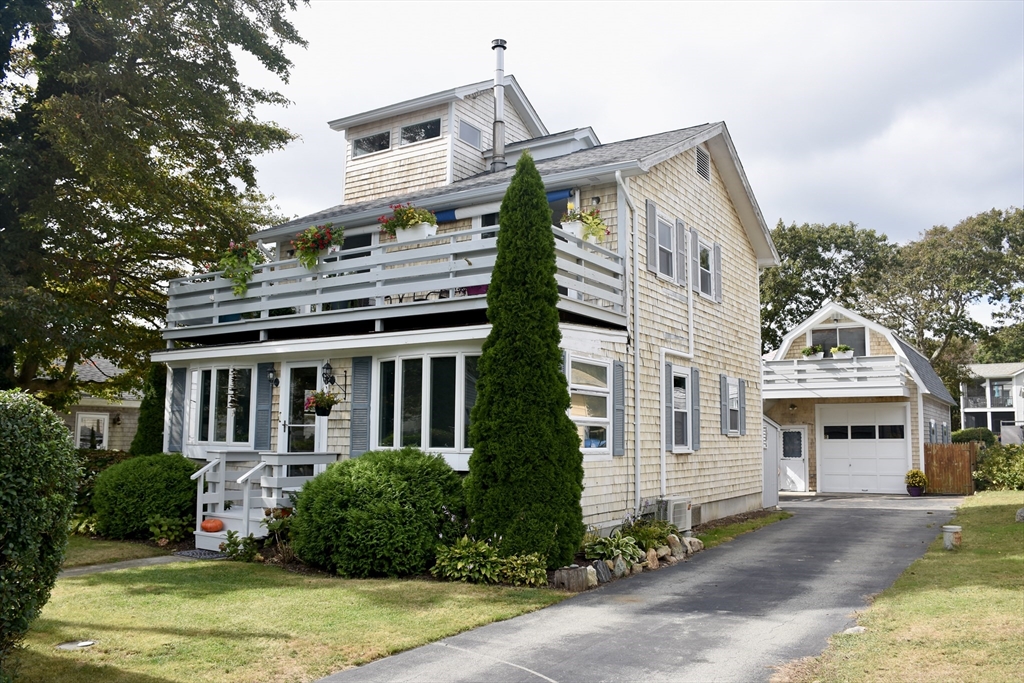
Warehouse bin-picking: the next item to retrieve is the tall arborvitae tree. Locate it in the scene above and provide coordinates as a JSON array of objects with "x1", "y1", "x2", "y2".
[
  {"x1": 130, "y1": 363, "x2": 166, "y2": 455},
  {"x1": 465, "y1": 152, "x2": 584, "y2": 569}
]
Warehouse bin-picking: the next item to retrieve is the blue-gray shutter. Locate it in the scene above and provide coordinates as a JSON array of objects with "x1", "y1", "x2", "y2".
[
  {"x1": 713, "y1": 243, "x2": 722, "y2": 303},
  {"x1": 720, "y1": 374, "x2": 729, "y2": 435},
  {"x1": 613, "y1": 361, "x2": 625, "y2": 457},
  {"x1": 691, "y1": 369, "x2": 700, "y2": 451},
  {"x1": 646, "y1": 200, "x2": 658, "y2": 273},
  {"x1": 691, "y1": 229, "x2": 700, "y2": 292},
  {"x1": 167, "y1": 367, "x2": 186, "y2": 452},
  {"x1": 664, "y1": 362, "x2": 674, "y2": 451},
  {"x1": 675, "y1": 219, "x2": 687, "y2": 287},
  {"x1": 350, "y1": 356, "x2": 372, "y2": 457},
  {"x1": 253, "y1": 362, "x2": 274, "y2": 451},
  {"x1": 738, "y1": 379, "x2": 746, "y2": 436}
]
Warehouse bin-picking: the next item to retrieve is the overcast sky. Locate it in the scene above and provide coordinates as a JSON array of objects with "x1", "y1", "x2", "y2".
[{"x1": 239, "y1": 1, "x2": 1023, "y2": 246}]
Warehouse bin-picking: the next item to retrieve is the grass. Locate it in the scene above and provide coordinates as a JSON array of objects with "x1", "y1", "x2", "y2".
[
  {"x1": 773, "y1": 490, "x2": 1024, "y2": 683},
  {"x1": 62, "y1": 535, "x2": 169, "y2": 568},
  {"x1": 695, "y1": 510, "x2": 793, "y2": 549},
  {"x1": 14, "y1": 561, "x2": 567, "y2": 683}
]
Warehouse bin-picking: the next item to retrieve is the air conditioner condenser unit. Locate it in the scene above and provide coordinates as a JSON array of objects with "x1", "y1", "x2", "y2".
[{"x1": 656, "y1": 497, "x2": 692, "y2": 531}]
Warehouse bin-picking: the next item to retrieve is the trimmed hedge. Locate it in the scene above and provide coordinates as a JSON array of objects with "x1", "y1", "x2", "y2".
[
  {"x1": 0, "y1": 391, "x2": 79, "y2": 672},
  {"x1": 973, "y1": 444, "x2": 1024, "y2": 490},
  {"x1": 92, "y1": 454, "x2": 197, "y2": 539},
  {"x1": 292, "y1": 448, "x2": 465, "y2": 578},
  {"x1": 952, "y1": 427, "x2": 996, "y2": 447},
  {"x1": 75, "y1": 448, "x2": 134, "y2": 515}
]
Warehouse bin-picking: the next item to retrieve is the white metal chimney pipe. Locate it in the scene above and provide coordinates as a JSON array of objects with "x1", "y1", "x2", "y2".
[{"x1": 491, "y1": 38, "x2": 507, "y2": 173}]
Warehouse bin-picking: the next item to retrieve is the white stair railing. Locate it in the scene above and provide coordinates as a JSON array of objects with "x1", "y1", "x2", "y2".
[
  {"x1": 190, "y1": 457, "x2": 222, "y2": 534},
  {"x1": 236, "y1": 461, "x2": 268, "y2": 538}
]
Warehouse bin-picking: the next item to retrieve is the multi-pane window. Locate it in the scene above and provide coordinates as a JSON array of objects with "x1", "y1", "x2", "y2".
[
  {"x1": 378, "y1": 354, "x2": 479, "y2": 451},
  {"x1": 810, "y1": 326, "x2": 866, "y2": 358},
  {"x1": 657, "y1": 218, "x2": 674, "y2": 278},
  {"x1": 76, "y1": 413, "x2": 109, "y2": 449},
  {"x1": 401, "y1": 119, "x2": 441, "y2": 145},
  {"x1": 673, "y1": 371, "x2": 689, "y2": 449},
  {"x1": 727, "y1": 377, "x2": 740, "y2": 433},
  {"x1": 195, "y1": 366, "x2": 253, "y2": 443},
  {"x1": 698, "y1": 243, "x2": 713, "y2": 296},
  {"x1": 569, "y1": 358, "x2": 610, "y2": 450},
  {"x1": 352, "y1": 131, "x2": 390, "y2": 157}
]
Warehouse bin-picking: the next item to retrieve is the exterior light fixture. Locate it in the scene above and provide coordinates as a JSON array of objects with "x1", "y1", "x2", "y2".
[
  {"x1": 591, "y1": 196, "x2": 600, "y2": 207},
  {"x1": 267, "y1": 367, "x2": 279, "y2": 387},
  {"x1": 322, "y1": 361, "x2": 336, "y2": 386}
]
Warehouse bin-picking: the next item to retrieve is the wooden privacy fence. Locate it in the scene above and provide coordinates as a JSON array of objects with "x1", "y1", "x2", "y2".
[{"x1": 924, "y1": 443, "x2": 980, "y2": 495}]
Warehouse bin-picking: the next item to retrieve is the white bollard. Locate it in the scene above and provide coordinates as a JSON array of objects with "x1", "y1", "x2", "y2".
[{"x1": 942, "y1": 525, "x2": 962, "y2": 550}]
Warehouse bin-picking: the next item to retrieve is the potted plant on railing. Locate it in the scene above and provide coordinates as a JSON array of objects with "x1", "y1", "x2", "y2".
[
  {"x1": 378, "y1": 203, "x2": 437, "y2": 243},
  {"x1": 905, "y1": 469, "x2": 927, "y2": 497},
  {"x1": 830, "y1": 344, "x2": 854, "y2": 360},
  {"x1": 561, "y1": 203, "x2": 609, "y2": 244},
  {"x1": 291, "y1": 223, "x2": 343, "y2": 270},
  {"x1": 801, "y1": 345, "x2": 824, "y2": 360},
  {"x1": 219, "y1": 240, "x2": 267, "y2": 297},
  {"x1": 305, "y1": 390, "x2": 341, "y2": 417}
]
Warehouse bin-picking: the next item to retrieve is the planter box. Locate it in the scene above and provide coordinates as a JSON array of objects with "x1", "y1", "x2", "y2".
[
  {"x1": 561, "y1": 220, "x2": 583, "y2": 240},
  {"x1": 802, "y1": 352, "x2": 824, "y2": 361},
  {"x1": 832, "y1": 350, "x2": 854, "y2": 359},
  {"x1": 395, "y1": 222, "x2": 437, "y2": 243}
]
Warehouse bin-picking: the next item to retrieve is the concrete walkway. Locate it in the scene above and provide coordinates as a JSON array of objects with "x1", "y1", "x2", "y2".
[
  {"x1": 59, "y1": 554, "x2": 196, "y2": 578},
  {"x1": 318, "y1": 494, "x2": 962, "y2": 683}
]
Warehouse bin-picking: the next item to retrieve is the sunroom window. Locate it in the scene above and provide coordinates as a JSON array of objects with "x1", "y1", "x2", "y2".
[{"x1": 569, "y1": 358, "x2": 610, "y2": 450}]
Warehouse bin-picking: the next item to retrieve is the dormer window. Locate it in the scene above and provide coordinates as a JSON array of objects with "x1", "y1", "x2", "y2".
[
  {"x1": 401, "y1": 119, "x2": 441, "y2": 145},
  {"x1": 811, "y1": 326, "x2": 866, "y2": 358},
  {"x1": 353, "y1": 131, "x2": 390, "y2": 157}
]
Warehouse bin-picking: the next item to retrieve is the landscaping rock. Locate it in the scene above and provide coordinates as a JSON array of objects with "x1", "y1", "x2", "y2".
[
  {"x1": 586, "y1": 565, "x2": 598, "y2": 588},
  {"x1": 1016, "y1": 508, "x2": 1024, "y2": 523},
  {"x1": 605, "y1": 559, "x2": 615, "y2": 572},
  {"x1": 656, "y1": 545, "x2": 671, "y2": 559},
  {"x1": 667, "y1": 534, "x2": 685, "y2": 557},
  {"x1": 662, "y1": 554, "x2": 678, "y2": 566},
  {"x1": 646, "y1": 548, "x2": 660, "y2": 570},
  {"x1": 613, "y1": 554, "x2": 628, "y2": 578},
  {"x1": 682, "y1": 536, "x2": 704, "y2": 554},
  {"x1": 592, "y1": 559, "x2": 612, "y2": 583},
  {"x1": 843, "y1": 626, "x2": 867, "y2": 635},
  {"x1": 630, "y1": 562, "x2": 643, "y2": 575},
  {"x1": 550, "y1": 566, "x2": 590, "y2": 592}
]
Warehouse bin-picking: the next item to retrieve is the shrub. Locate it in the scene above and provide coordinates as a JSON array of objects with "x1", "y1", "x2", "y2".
[
  {"x1": 973, "y1": 444, "x2": 1024, "y2": 490},
  {"x1": 905, "y1": 469, "x2": 928, "y2": 488},
  {"x1": 291, "y1": 447, "x2": 465, "y2": 578},
  {"x1": 146, "y1": 515, "x2": 191, "y2": 544},
  {"x1": 74, "y1": 448, "x2": 134, "y2": 515},
  {"x1": 130, "y1": 363, "x2": 167, "y2": 455},
  {"x1": 92, "y1": 454, "x2": 197, "y2": 539},
  {"x1": 431, "y1": 536, "x2": 547, "y2": 587},
  {"x1": 0, "y1": 391, "x2": 79, "y2": 672},
  {"x1": 952, "y1": 427, "x2": 996, "y2": 447},
  {"x1": 584, "y1": 530, "x2": 644, "y2": 566},
  {"x1": 619, "y1": 518, "x2": 678, "y2": 551},
  {"x1": 220, "y1": 531, "x2": 261, "y2": 562}
]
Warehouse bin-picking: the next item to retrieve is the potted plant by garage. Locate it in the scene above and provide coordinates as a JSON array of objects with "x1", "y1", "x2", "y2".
[
  {"x1": 801, "y1": 345, "x2": 824, "y2": 360},
  {"x1": 378, "y1": 203, "x2": 437, "y2": 243},
  {"x1": 305, "y1": 390, "x2": 341, "y2": 417},
  {"x1": 830, "y1": 344, "x2": 854, "y2": 359},
  {"x1": 905, "y1": 469, "x2": 927, "y2": 497}
]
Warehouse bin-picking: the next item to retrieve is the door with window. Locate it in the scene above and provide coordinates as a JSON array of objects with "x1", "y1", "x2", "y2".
[
  {"x1": 282, "y1": 365, "x2": 318, "y2": 452},
  {"x1": 780, "y1": 426, "x2": 807, "y2": 492}
]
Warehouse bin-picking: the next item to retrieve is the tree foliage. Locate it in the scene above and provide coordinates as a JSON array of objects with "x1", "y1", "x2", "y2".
[
  {"x1": 130, "y1": 363, "x2": 166, "y2": 455},
  {"x1": 0, "y1": 390, "x2": 79, "y2": 673},
  {"x1": 975, "y1": 323, "x2": 1024, "y2": 364},
  {"x1": 464, "y1": 152, "x2": 584, "y2": 570},
  {"x1": 0, "y1": 0, "x2": 306, "y2": 407},
  {"x1": 759, "y1": 221, "x2": 893, "y2": 354}
]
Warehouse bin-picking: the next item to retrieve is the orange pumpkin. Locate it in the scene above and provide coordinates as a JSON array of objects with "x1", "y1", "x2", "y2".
[{"x1": 200, "y1": 518, "x2": 224, "y2": 532}]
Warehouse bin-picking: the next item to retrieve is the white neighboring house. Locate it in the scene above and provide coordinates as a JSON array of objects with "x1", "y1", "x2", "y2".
[
  {"x1": 153, "y1": 65, "x2": 780, "y2": 550},
  {"x1": 762, "y1": 302, "x2": 955, "y2": 495},
  {"x1": 61, "y1": 357, "x2": 141, "y2": 451},
  {"x1": 960, "y1": 363, "x2": 1024, "y2": 444}
]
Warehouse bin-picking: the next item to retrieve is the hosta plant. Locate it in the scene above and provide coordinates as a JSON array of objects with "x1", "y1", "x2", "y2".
[{"x1": 584, "y1": 530, "x2": 644, "y2": 566}]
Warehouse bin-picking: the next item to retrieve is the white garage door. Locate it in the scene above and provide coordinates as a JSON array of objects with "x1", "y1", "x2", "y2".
[{"x1": 819, "y1": 404, "x2": 909, "y2": 494}]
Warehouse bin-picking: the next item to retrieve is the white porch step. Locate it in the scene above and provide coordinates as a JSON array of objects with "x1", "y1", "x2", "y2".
[{"x1": 194, "y1": 527, "x2": 268, "y2": 551}]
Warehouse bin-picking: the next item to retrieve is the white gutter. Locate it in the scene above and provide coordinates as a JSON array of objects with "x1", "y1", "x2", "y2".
[{"x1": 616, "y1": 170, "x2": 641, "y2": 515}]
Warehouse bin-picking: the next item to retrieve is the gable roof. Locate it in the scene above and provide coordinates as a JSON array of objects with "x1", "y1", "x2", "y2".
[
  {"x1": 771, "y1": 301, "x2": 956, "y2": 405},
  {"x1": 326, "y1": 75, "x2": 547, "y2": 139},
  {"x1": 966, "y1": 362, "x2": 1024, "y2": 379},
  {"x1": 254, "y1": 122, "x2": 779, "y2": 267}
]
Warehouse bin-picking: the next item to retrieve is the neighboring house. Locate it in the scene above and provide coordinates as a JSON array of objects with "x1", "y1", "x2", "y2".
[
  {"x1": 61, "y1": 357, "x2": 141, "y2": 451},
  {"x1": 762, "y1": 302, "x2": 956, "y2": 495},
  {"x1": 960, "y1": 363, "x2": 1024, "y2": 443},
  {"x1": 153, "y1": 62, "x2": 779, "y2": 549}
]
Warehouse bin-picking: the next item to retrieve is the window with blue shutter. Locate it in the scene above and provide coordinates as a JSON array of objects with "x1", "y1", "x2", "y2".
[{"x1": 350, "y1": 357, "x2": 372, "y2": 457}]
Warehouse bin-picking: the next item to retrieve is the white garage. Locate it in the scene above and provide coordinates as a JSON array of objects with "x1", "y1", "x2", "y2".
[{"x1": 817, "y1": 403, "x2": 910, "y2": 494}]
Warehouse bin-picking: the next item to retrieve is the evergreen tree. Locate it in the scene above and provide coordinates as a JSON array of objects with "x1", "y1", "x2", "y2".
[
  {"x1": 465, "y1": 152, "x2": 584, "y2": 569},
  {"x1": 130, "y1": 363, "x2": 166, "y2": 455}
]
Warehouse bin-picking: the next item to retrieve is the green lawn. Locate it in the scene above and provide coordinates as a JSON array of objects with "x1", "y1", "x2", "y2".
[
  {"x1": 774, "y1": 490, "x2": 1024, "y2": 683},
  {"x1": 695, "y1": 511, "x2": 793, "y2": 549},
  {"x1": 16, "y1": 561, "x2": 567, "y2": 683},
  {"x1": 63, "y1": 535, "x2": 169, "y2": 568}
]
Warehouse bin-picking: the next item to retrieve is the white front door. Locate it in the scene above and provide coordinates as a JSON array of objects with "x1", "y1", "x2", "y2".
[
  {"x1": 279, "y1": 364, "x2": 319, "y2": 453},
  {"x1": 780, "y1": 426, "x2": 808, "y2": 492}
]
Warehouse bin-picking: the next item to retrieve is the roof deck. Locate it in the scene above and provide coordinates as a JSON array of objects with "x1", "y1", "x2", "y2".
[
  {"x1": 164, "y1": 224, "x2": 626, "y2": 346},
  {"x1": 762, "y1": 356, "x2": 911, "y2": 399}
]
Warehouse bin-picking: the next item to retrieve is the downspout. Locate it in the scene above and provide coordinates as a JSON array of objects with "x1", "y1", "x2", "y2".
[{"x1": 616, "y1": 170, "x2": 641, "y2": 515}]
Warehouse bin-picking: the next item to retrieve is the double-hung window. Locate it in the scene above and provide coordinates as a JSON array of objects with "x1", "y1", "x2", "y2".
[
  {"x1": 645, "y1": 201, "x2": 687, "y2": 286},
  {"x1": 719, "y1": 374, "x2": 746, "y2": 436},
  {"x1": 569, "y1": 358, "x2": 611, "y2": 453},
  {"x1": 665, "y1": 361, "x2": 700, "y2": 453},
  {"x1": 690, "y1": 229, "x2": 721, "y2": 302},
  {"x1": 698, "y1": 241, "x2": 713, "y2": 297},
  {"x1": 657, "y1": 218, "x2": 674, "y2": 279},
  {"x1": 672, "y1": 368, "x2": 690, "y2": 450},
  {"x1": 195, "y1": 366, "x2": 254, "y2": 444}
]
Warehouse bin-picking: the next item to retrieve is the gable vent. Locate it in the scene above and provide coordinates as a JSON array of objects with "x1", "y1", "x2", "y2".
[{"x1": 696, "y1": 146, "x2": 711, "y2": 182}]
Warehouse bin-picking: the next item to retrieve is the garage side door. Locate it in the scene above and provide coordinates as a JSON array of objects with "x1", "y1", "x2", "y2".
[{"x1": 819, "y1": 404, "x2": 908, "y2": 494}]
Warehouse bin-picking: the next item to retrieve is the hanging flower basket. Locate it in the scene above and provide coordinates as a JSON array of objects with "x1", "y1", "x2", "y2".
[
  {"x1": 305, "y1": 389, "x2": 341, "y2": 417},
  {"x1": 314, "y1": 405, "x2": 332, "y2": 417},
  {"x1": 291, "y1": 223, "x2": 343, "y2": 270}
]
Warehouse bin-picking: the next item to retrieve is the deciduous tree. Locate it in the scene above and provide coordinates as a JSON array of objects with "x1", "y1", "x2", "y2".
[{"x1": 0, "y1": 0, "x2": 306, "y2": 408}]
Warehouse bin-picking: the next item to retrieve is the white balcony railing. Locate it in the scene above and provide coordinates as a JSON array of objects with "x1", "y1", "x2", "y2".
[
  {"x1": 762, "y1": 355, "x2": 910, "y2": 399},
  {"x1": 164, "y1": 225, "x2": 626, "y2": 341}
]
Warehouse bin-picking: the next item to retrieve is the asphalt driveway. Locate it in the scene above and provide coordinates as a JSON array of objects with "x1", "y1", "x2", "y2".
[{"x1": 319, "y1": 494, "x2": 961, "y2": 683}]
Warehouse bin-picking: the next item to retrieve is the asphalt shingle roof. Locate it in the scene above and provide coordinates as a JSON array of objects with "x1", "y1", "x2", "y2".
[
  {"x1": 893, "y1": 337, "x2": 956, "y2": 405},
  {"x1": 966, "y1": 362, "x2": 1024, "y2": 379}
]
